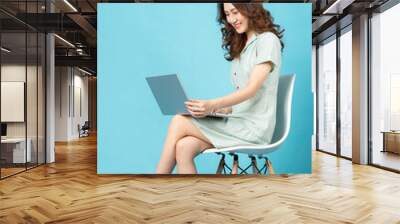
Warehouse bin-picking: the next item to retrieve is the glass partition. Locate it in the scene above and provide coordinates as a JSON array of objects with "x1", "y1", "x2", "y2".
[
  {"x1": 0, "y1": 1, "x2": 46, "y2": 179},
  {"x1": 1, "y1": 31, "x2": 28, "y2": 177}
]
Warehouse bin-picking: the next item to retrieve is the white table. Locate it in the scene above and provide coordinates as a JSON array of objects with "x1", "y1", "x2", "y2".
[{"x1": 1, "y1": 138, "x2": 32, "y2": 163}]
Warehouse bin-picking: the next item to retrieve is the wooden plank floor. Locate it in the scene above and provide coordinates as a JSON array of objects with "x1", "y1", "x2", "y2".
[{"x1": 1, "y1": 134, "x2": 400, "y2": 224}]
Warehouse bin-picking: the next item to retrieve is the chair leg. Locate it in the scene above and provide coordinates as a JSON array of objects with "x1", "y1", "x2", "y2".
[
  {"x1": 216, "y1": 153, "x2": 226, "y2": 174},
  {"x1": 250, "y1": 156, "x2": 259, "y2": 174},
  {"x1": 231, "y1": 154, "x2": 239, "y2": 175},
  {"x1": 266, "y1": 158, "x2": 275, "y2": 176},
  {"x1": 214, "y1": 153, "x2": 282, "y2": 176}
]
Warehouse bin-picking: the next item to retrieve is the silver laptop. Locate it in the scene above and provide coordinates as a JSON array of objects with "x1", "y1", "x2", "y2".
[{"x1": 146, "y1": 74, "x2": 230, "y2": 118}]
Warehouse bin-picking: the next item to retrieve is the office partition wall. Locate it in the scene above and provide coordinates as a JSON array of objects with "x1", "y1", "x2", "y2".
[
  {"x1": 0, "y1": 1, "x2": 47, "y2": 179},
  {"x1": 0, "y1": 31, "x2": 27, "y2": 177}
]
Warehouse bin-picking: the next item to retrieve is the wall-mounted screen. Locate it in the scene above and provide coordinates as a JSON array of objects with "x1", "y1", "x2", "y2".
[{"x1": 1, "y1": 81, "x2": 25, "y2": 122}]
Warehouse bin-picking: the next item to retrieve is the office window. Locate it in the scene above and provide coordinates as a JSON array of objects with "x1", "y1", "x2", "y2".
[
  {"x1": 339, "y1": 28, "x2": 352, "y2": 158},
  {"x1": 371, "y1": 3, "x2": 400, "y2": 171},
  {"x1": 390, "y1": 75, "x2": 400, "y2": 130},
  {"x1": 318, "y1": 36, "x2": 337, "y2": 154}
]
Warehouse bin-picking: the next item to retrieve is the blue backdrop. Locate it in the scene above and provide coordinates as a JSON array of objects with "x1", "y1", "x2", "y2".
[{"x1": 98, "y1": 3, "x2": 312, "y2": 174}]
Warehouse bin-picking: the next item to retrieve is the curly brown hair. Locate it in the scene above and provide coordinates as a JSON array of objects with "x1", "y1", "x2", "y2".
[{"x1": 217, "y1": 3, "x2": 284, "y2": 61}]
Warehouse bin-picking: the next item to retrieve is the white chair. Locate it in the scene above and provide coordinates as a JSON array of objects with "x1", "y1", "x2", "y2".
[{"x1": 202, "y1": 74, "x2": 295, "y2": 175}]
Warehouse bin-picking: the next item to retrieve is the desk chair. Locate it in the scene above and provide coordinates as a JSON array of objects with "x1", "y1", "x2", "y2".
[
  {"x1": 202, "y1": 74, "x2": 295, "y2": 175},
  {"x1": 78, "y1": 121, "x2": 90, "y2": 138}
]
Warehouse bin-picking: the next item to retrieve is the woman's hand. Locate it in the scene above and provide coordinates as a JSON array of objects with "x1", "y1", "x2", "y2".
[
  {"x1": 185, "y1": 99, "x2": 217, "y2": 118},
  {"x1": 214, "y1": 107, "x2": 232, "y2": 114}
]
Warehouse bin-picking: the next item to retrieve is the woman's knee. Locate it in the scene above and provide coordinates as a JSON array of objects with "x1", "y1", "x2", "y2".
[
  {"x1": 175, "y1": 137, "x2": 198, "y2": 163},
  {"x1": 172, "y1": 114, "x2": 188, "y2": 124},
  {"x1": 169, "y1": 115, "x2": 188, "y2": 133}
]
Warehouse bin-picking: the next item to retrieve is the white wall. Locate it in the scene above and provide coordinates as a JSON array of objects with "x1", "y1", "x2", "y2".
[
  {"x1": 55, "y1": 66, "x2": 69, "y2": 141},
  {"x1": 72, "y1": 73, "x2": 89, "y2": 138},
  {"x1": 55, "y1": 67, "x2": 89, "y2": 141}
]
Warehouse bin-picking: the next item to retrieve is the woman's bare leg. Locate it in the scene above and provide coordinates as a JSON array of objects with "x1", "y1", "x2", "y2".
[
  {"x1": 175, "y1": 136, "x2": 213, "y2": 174},
  {"x1": 156, "y1": 115, "x2": 213, "y2": 174}
]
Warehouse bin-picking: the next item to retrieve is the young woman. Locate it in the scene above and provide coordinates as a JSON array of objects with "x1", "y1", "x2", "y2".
[{"x1": 156, "y1": 3, "x2": 284, "y2": 174}]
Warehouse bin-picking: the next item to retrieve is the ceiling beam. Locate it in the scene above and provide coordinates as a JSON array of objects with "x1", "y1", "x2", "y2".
[
  {"x1": 55, "y1": 55, "x2": 96, "y2": 71},
  {"x1": 67, "y1": 13, "x2": 97, "y2": 45},
  {"x1": 322, "y1": 0, "x2": 356, "y2": 14}
]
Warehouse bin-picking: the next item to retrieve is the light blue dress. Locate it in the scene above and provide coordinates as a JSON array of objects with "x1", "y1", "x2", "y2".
[{"x1": 191, "y1": 31, "x2": 282, "y2": 148}]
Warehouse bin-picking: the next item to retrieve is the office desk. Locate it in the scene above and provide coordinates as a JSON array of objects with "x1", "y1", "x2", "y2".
[
  {"x1": 381, "y1": 131, "x2": 400, "y2": 155},
  {"x1": 1, "y1": 138, "x2": 32, "y2": 163}
]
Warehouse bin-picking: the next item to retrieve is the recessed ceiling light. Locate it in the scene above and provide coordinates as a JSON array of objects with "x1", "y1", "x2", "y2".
[
  {"x1": 54, "y1": 34, "x2": 75, "y2": 48},
  {"x1": 63, "y1": 0, "x2": 78, "y2": 12},
  {"x1": 1, "y1": 47, "x2": 11, "y2": 53},
  {"x1": 322, "y1": 0, "x2": 354, "y2": 15},
  {"x1": 77, "y1": 67, "x2": 93, "y2": 76}
]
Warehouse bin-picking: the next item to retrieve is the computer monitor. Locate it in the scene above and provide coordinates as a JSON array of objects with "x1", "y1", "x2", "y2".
[{"x1": 1, "y1": 123, "x2": 7, "y2": 137}]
